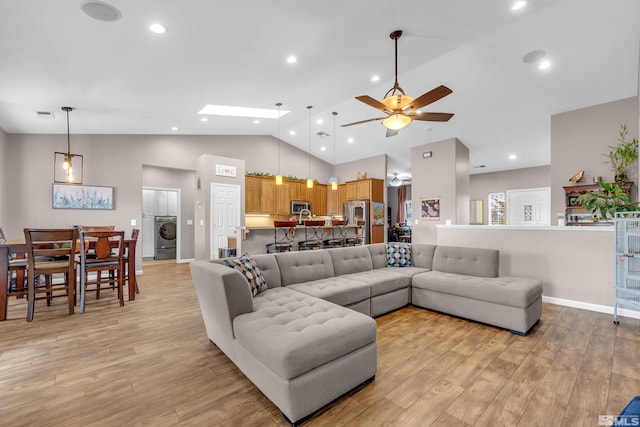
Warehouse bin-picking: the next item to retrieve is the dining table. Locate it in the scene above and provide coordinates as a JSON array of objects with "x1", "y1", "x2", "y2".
[{"x1": 1, "y1": 235, "x2": 137, "y2": 321}]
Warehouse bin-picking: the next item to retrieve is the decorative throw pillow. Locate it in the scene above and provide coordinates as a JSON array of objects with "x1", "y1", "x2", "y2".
[
  {"x1": 387, "y1": 243, "x2": 411, "y2": 267},
  {"x1": 224, "y1": 254, "x2": 268, "y2": 296}
]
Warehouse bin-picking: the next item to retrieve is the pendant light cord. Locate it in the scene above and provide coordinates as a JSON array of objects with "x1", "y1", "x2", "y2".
[
  {"x1": 307, "y1": 105, "x2": 312, "y2": 179},
  {"x1": 276, "y1": 102, "x2": 282, "y2": 175}
]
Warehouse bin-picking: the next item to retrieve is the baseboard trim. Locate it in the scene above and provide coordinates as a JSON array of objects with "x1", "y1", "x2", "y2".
[
  {"x1": 542, "y1": 295, "x2": 640, "y2": 320},
  {"x1": 177, "y1": 258, "x2": 194, "y2": 264}
]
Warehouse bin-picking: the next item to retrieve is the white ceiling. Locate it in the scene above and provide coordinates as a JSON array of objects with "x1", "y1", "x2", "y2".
[{"x1": 1, "y1": 0, "x2": 639, "y2": 181}]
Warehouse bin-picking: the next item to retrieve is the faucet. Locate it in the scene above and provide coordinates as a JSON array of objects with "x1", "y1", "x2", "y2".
[{"x1": 299, "y1": 208, "x2": 311, "y2": 224}]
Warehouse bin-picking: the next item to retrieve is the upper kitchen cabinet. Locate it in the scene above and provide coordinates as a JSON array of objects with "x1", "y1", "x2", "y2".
[
  {"x1": 345, "y1": 179, "x2": 384, "y2": 202},
  {"x1": 144, "y1": 189, "x2": 179, "y2": 216},
  {"x1": 245, "y1": 175, "x2": 276, "y2": 214}
]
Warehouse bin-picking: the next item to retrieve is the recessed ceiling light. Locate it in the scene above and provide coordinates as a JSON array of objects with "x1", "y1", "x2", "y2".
[
  {"x1": 512, "y1": 1, "x2": 527, "y2": 11},
  {"x1": 371, "y1": 75, "x2": 380, "y2": 82},
  {"x1": 316, "y1": 119, "x2": 323, "y2": 125},
  {"x1": 198, "y1": 104, "x2": 289, "y2": 119},
  {"x1": 320, "y1": 146, "x2": 326, "y2": 151},
  {"x1": 150, "y1": 23, "x2": 168, "y2": 34},
  {"x1": 289, "y1": 130, "x2": 296, "y2": 136},
  {"x1": 347, "y1": 138, "x2": 354, "y2": 143},
  {"x1": 254, "y1": 119, "x2": 260, "y2": 124},
  {"x1": 81, "y1": 1, "x2": 121, "y2": 22},
  {"x1": 200, "y1": 117, "x2": 208, "y2": 122},
  {"x1": 286, "y1": 56, "x2": 297, "y2": 64},
  {"x1": 509, "y1": 154, "x2": 517, "y2": 160},
  {"x1": 538, "y1": 60, "x2": 551, "y2": 70},
  {"x1": 171, "y1": 126, "x2": 179, "y2": 131}
]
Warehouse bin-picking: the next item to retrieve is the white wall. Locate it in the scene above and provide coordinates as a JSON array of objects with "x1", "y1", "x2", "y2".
[{"x1": 411, "y1": 138, "x2": 469, "y2": 244}]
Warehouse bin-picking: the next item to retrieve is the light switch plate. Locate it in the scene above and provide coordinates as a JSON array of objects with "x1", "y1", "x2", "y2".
[
  {"x1": 187, "y1": 219, "x2": 193, "y2": 225},
  {"x1": 131, "y1": 219, "x2": 136, "y2": 226}
]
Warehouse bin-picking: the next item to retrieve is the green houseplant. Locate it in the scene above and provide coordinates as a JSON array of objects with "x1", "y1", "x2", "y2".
[
  {"x1": 577, "y1": 181, "x2": 638, "y2": 221},
  {"x1": 606, "y1": 124, "x2": 638, "y2": 183}
]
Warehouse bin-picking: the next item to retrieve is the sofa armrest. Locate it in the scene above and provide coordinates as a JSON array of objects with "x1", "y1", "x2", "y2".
[{"x1": 190, "y1": 261, "x2": 254, "y2": 357}]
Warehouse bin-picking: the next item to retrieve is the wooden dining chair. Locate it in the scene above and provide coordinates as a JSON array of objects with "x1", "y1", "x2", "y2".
[
  {"x1": 23, "y1": 228, "x2": 78, "y2": 322},
  {"x1": 79, "y1": 225, "x2": 115, "y2": 232},
  {"x1": 1, "y1": 227, "x2": 28, "y2": 299},
  {"x1": 122, "y1": 229, "x2": 139, "y2": 294},
  {"x1": 78, "y1": 230, "x2": 125, "y2": 313}
]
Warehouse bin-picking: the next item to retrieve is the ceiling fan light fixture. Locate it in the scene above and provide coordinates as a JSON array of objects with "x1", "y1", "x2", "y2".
[
  {"x1": 383, "y1": 114, "x2": 411, "y2": 131},
  {"x1": 390, "y1": 174, "x2": 402, "y2": 187},
  {"x1": 382, "y1": 94, "x2": 413, "y2": 110}
]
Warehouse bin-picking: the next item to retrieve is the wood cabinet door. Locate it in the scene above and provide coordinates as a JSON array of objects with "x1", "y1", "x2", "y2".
[
  {"x1": 289, "y1": 181, "x2": 303, "y2": 201},
  {"x1": 337, "y1": 184, "x2": 347, "y2": 215},
  {"x1": 345, "y1": 182, "x2": 357, "y2": 201},
  {"x1": 327, "y1": 185, "x2": 339, "y2": 216},
  {"x1": 245, "y1": 176, "x2": 260, "y2": 213},
  {"x1": 356, "y1": 180, "x2": 371, "y2": 200},
  {"x1": 259, "y1": 178, "x2": 276, "y2": 214},
  {"x1": 315, "y1": 184, "x2": 327, "y2": 216},
  {"x1": 275, "y1": 181, "x2": 290, "y2": 215}
]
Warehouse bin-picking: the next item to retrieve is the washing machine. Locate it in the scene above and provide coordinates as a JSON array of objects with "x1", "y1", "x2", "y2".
[{"x1": 155, "y1": 216, "x2": 177, "y2": 260}]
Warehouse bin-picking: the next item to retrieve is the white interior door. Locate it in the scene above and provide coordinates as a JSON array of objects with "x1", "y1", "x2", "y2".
[
  {"x1": 211, "y1": 183, "x2": 241, "y2": 259},
  {"x1": 506, "y1": 187, "x2": 551, "y2": 226}
]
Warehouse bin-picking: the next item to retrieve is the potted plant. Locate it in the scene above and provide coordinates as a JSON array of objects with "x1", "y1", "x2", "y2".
[
  {"x1": 577, "y1": 181, "x2": 638, "y2": 221},
  {"x1": 606, "y1": 124, "x2": 638, "y2": 183}
]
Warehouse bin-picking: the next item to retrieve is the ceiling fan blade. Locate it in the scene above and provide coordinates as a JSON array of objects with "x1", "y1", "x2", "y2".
[
  {"x1": 341, "y1": 117, "x2": 386, "y2": 127},
  {"x1": 410, "y1": 112, "x2": 454, "y2": 122},
  {"x1": 355, "y1": 95, "x2": 393, "y2": 113},
  {"x1": 403, "y1": 85, "x2": 453, "y2": 112},
  {"x1": 386, "y1": 129, "x2": 399, "y2": 138}
]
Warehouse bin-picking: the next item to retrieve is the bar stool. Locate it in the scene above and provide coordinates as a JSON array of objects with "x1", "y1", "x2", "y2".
[
  {"x1": 266, "y1": 221, "x2": 297, "y2": 254},
  {"x1": 298, "y1": 220, "x2": 325, "y2": 251},
  {"x1": 323, "y1": 220, "x2": 348, "y2": 248},
  {"x1": 346, "y1": 220, "x2": 365, "y2": 246}
]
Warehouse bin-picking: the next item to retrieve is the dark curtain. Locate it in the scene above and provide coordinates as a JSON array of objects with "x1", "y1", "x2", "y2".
[{"x1": 398, "y1": 185, "x2": 406, "y2": 224}]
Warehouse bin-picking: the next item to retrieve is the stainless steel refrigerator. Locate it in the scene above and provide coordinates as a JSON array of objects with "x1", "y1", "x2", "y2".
[{"x1": 344, "y1": 200, "x2": 369, "y2": 244}]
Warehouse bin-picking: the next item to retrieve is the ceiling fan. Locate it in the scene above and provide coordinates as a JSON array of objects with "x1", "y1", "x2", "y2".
[{"x1": 342, "y1": 30, "x2": 454, "y2": 137}]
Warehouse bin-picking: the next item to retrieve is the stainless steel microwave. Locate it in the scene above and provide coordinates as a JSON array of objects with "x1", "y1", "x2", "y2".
[{"x1": 291, "y1": 200, "x2": 311, "y2": 215}]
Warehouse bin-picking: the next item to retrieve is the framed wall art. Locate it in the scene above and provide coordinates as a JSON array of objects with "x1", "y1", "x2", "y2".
[
  {"x1": 421, "y1": 197, "x2": 440, "y2": 220},
  {"x1": 52, "y1": 184, "x2": 114, "y2": 210}
]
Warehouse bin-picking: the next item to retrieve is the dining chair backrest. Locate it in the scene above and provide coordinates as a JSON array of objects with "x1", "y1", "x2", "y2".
[
  {"x1": 23, "y1": 228, "x2": 79, "y2": 321},
  {"x1": 80, "y1": 225, "x2": 115, "y2": 232},
  {"x1": 80, "y1": 230, "x2": 125, "y2": 261},
  {"x1": 25, "y1": 228, "x2": 79, "y2": 261}
]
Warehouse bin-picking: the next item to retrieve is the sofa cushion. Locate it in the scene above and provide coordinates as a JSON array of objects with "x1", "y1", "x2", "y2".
[
  {"x1": 412, "y1": 271, "x2": 542, "y2": 308},
  {"x1": 233, "y1": 287, "x2": 376, "y2": 380},
  {"x1": 410, "y1": 244, "x2": 437, "y2": 270},
  {"x1": 224, "y1": 254, "x2": 268, "y2": 296},
  {"x1": 250, "y1": 254, "x2": 282, "y2": 288},
  {"x1": 287, "y1": 277, "x2": 370, "y2": 306},
  {"x1": 367, "y1": 243, "x2": 388, "y2": 269},
  {"x1": 343, "y1": 269, "x2": 410, "y2": 297},
  {"x1": 387, "y1": 243, "x2": 411, "y2": 267},
  {"x1": 381, "y1": 266, "x2": 430, "y2": 278},
  {"x1": 432, "y1": 246, "x2": 499, "y2": 278},
  {"x1": 275, "y1": 250, "x2": 335, "y2": 286},
  {"x1": 329, "y1": 246, "x2": 374, "y2": 276}
]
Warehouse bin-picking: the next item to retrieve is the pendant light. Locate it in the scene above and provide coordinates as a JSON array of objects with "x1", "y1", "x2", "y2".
[
  {"x1": 54, "y1": 106, "x2": 83, "y2": 184},
  {"x1": 306, "y1": 105, "x2": 313, "y2": 189},
  {"x1": 275, "y1": 102, "x2": 283, "y2": 185},
  {"x1": 331, "y1": 111, "x2": 338, "y2": 190}
]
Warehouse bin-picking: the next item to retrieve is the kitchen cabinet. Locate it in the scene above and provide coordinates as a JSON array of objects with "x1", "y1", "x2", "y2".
[
  {"x1": 245, "y1": 176, "x2": 276, "y2": 214},
  {"x1": 314, "y1": 184, "x2": 327, "y2": 216},
  {"x1": 167, "y1": 191, "x2": 179, "y2": 216},
  {"x1": 155, "y1": 190, "x2": 168, "y2": 215},
  {"x1": 327, "y1": 185, "x2": 339, "y2": 216},
  {"x1": 275, "y1": 182, "x2": 290, "y2": 215},
  {"x1": 145, "y1": 189, "x2": 179, "y2": 216},
  {"x1": 142, "y1": 189, "x2": 155, "y2": 216},
  {"x1": 345, "y1": 179, "x2": 384, "y2": 202}
]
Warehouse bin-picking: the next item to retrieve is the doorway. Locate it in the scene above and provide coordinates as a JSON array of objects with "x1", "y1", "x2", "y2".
[
  {"x1": 506, "y1": 187, "x2": 551, "y2": 226},
  {"x1": 210, "y1": 183, "x2": 241, "y2": 259}
]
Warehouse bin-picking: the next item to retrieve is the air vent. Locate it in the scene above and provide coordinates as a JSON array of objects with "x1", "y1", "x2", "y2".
[
  {"x1": 474, "y1": 165, "x2": 486, "y2": 168},
  {"x1": 35, "y1": 111, "x2": 55, "y2": 118},
  {"x1": 316, "y1": 131, "x2": 330, "y2": 138}
]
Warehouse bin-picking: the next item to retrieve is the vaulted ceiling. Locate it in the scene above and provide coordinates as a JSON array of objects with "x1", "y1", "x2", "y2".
[{"x1": 1, "y1": 0, "x2": 638, "y2": 182}]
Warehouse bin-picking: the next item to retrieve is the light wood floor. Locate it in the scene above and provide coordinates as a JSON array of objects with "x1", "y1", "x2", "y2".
[{"x1": 2, "y1": 263, "x2": 640, "y2": 426}]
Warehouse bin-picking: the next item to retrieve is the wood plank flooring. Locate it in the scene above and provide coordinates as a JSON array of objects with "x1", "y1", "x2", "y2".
[{"x1": 2, "y1": 263, "x2": 640, "y2": 426}]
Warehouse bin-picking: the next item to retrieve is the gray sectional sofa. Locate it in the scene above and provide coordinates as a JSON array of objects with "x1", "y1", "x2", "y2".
[{"x1": 189, "y1": 243, "x2": 542, "y2": 425}]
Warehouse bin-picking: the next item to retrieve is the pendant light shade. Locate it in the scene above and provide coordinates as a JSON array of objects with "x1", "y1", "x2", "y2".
[
  {"x1": 54, "y1": 106, "x2": 83, "y2": 184},
  {"x1": 306, "y1": 105, "x2": 313, "y2": 189},
  {"x1": 275, "y1": 102, "x2": 283, "y2": 185}
]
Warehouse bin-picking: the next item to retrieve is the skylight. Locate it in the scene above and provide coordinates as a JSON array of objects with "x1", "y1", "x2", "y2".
[{"x1": 198, "y1": 105, "x2": 290, "y2": 119}]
